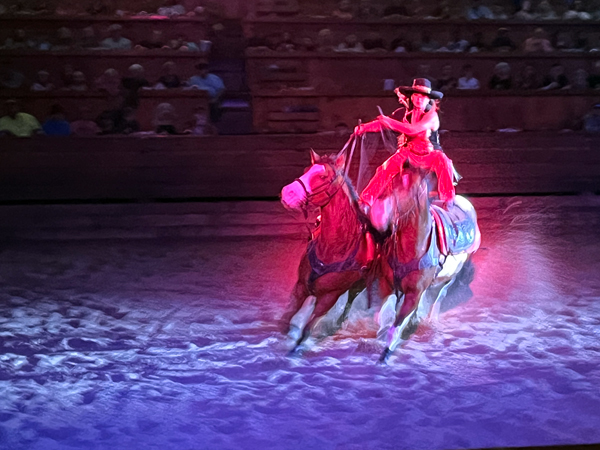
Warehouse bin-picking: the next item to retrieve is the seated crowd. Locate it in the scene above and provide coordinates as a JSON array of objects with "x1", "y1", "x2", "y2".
[
  {"x1": 0, "y1": 0, "x2": 215, "y2": 18},
  {"x1": 0, "y1": 61, "x2": 224, "y2": 137},
  {"x1": 418, "y1": 60, "x2": 600, "y2": 92},
  {"x1": 246, "y1": 26, "x2": 600, "y2": 54},
  {"x1": 0, "y1": 26, "x2": 210, "y2": 52},
  {"x1": 247, "y1": 0, "x2": 600, "y2": 21}
]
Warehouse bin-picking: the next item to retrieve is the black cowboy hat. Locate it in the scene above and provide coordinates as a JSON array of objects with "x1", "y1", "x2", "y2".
[{"x1": 396, "y1": 78, "x2": 443, "y2": 100}]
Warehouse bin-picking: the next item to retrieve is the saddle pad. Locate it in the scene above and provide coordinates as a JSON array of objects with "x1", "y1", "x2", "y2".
[{"x1": 431, "y1": 203, "x2": 476, "y2": 255}]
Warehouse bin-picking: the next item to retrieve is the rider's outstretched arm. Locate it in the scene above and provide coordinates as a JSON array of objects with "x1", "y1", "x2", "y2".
[{"x1": 354, "y1": 120, "x2": 382, "y2": 135}]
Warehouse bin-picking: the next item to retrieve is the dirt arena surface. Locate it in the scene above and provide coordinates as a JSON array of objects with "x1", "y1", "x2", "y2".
[{"x1": 0, "y1": 196, "x2": 599, "y2": 450}]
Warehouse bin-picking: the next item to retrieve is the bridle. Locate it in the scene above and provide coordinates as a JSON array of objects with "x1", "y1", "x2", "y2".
[{"x1": 294, "y1": 162, "x2": 345, "y2": 209}]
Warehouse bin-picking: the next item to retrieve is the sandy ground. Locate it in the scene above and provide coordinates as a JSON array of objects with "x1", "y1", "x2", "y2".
[{"x1": 0, "y1": 196, "x2": 599, "y2": 450}]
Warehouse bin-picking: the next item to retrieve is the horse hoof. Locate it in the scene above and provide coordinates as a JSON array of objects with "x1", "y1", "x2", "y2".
[{"x1": 378, "y1": 347, "x2": 392, "y2": 364}]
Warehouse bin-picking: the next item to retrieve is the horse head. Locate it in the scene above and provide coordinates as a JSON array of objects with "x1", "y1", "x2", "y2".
[{"x1": 281, "y1": 147, "x2": 347, "y2": 211}]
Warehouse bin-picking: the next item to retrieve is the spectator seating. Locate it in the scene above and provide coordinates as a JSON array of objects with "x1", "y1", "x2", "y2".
[
  {"x1": 0, "y1": 90, "x2": 209, "y2": 131},
  {"x1": 0, "y1": 16, "x2": 208, "y2": 45}
]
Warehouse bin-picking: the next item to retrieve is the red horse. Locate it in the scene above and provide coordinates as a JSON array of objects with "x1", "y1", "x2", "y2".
[
  {"x1": 369, "y1": 165, "x2": 481, "y2": 363},
  {"x1": 280, "y1": 148, "x2": 375, "y2": 351}
]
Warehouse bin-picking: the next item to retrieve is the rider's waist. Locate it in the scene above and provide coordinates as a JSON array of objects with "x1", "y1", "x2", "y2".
[{"x1": 398, "y1": 136, "x2": 433, "y2": 156}]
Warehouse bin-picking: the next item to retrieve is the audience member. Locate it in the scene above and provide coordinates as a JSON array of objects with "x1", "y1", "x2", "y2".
[
  {"x1": 553, "y1": 31, "x2": 574, "y2": 51},
  {"x1": 137, "y1": 30, "x2": 166, "y2": 50},
  {"x1": 383, "y1": 0, "x2": 410, "y2": 17},
  {"x1": 167, "y1": 34, "x2": 200, "y2": 52},
  {"x1": 60, "y1": 64, "x2": 75, "y2": 88},
  {"x1": 100, "y1": 24, "x2": 132, "y2": 50},
  {"x1": 466, "y1": 0, "x2": 494, "y2": 19},
  {"x1": 42, "y1": 104, "x2": 71, "y2": 136},
  {"x1": 572, "y1": 68, "x2": 589, "y2": 90},
  {"x1": 79, "y1": 26, "x2": 99, "y2": 49},
  {"x1": 415, "y1": 63, "x2": 437, "y2": 86},
  {"x1": 489, "y1": 62, "x2": 512, "y2": 90},
  {"x1": 317, "y1": 29, "x2": 335, "y2": 52},
  {"x1": 457, "y1": 64, "x2": 480, "y2": 89},
  {"x1": 582, "y1": 103, "x2": 600, "y2": 133},
  {"x1": 535, "y1": 0, "x2": 558, "y2": 19},
  {"x1": 588, "y1": 61, "x2": 600, "y2": 89},
  {"x1": 31, "y1": 70, "x2": 55, "y2": 91},
  {"x1": 157, "y1": 0, "x2": 186, "y2": 16},
  {"x1": 0, "y1": 99, "x2": 42, "y2": 137},
  {"x1": 121, "y1": 64, "x2": 150, "y2": 108},
  {"x1": 517, "y1": 65, "x2": 541, "y2": 89},
  {"x1": 418, "y1": 31, "x2": 439, "y2": 52},
  {"x1": 357, "y1": 0, "x2": 381, "y2": 19},
  {"x1": 390, "y1": 34, "x2": 412, "y2": 52},
  {"x1": 362, "y1": 32, "x2": 386, "y2": 52},
  {"x1": 186, "y1": 107, "x2": 217, "y2": 135},
  {"x1": 297, "y1": 37, "x2": 317, "y2": 52},
  {"x1": 524, "y1": 28, "x2": 553, "y2": 53},
  {"x1": 187, "y1": 62, "x2": 225, "y2": 122},
  {"x1": 335, "y1": 34, "x2": 365, "y2": 52},
  {"x1": 155, "y1": 61, "x2": 181, "y2": 89},
  {"x1": 154, "y1": 102, "x2": 178, "y2": 134},
  {"x1": 114, "y1": 107, "x2": 140, "y2": 134},
  {"x1": 490, "y1": 3, "x2": 509, "y2": 19},
  {"x1": 96, "y1": 109, "x2": 118, "y2": 135},
  {"x1": 439, "y1": 29, "x2": 469, "y2": 52},
  {"x1": 539, "y1": 63, "x2": 570, "y2": 90},
  {"x1": 563, "y1": 0, "x2": 592, "y2": 19},
  {"x1": 52, "y1": 27, "x2": 74, "y2": 51},
  {"x1": 66, "y1": 71, "x2": 89, "y2": 91},
  {"x1": 572, "y1": 31, "x2": 589, "y2": 52},
  {"x1": 467, "y1": 32, "x2": 487, "y2": 52},
  {"x1": 86, "y1": 0, "x2": 113, "y2": 16},
  {"x1": 95, "y1": 68, "x2": 121, "y2": 96},
  {"x1": 71, "y1": 106, "x2": 101, "y2": 136},
  {"x1": 276, "y1": 32, "x2": 297, "y2": 52},
  {"x1": 428, "y1": 0, "x2": 452, "y2": 19},
  {"x1": 2, "y1": 29, "x2": 35, "y2": 50},
  {"x1": 514, "y1": 0, "x2": 536, "y2": 19},
  {"x1": 332, "y1": 0, "x2": 354, "y2": 19},
  {"x1": 490, "y1": 28, "x2": 517, "y2": 52},
  {"x1": 436, "y1": 64, "x2": 457, "y2": 92}
]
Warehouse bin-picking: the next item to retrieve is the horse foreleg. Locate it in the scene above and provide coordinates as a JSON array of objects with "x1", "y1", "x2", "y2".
[
  {"x1": 294, "y1": 291, "x2": 345, "y2": 351},
  {"x1": 380, "y1": 271, "x2": 433, "y2": 363},
  {"x1": 280, "y1": 280, "x2": 310, "y2": 335}
]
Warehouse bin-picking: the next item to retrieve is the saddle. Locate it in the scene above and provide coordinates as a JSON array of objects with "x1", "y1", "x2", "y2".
[{"x1": 430, "y1": 202, "x2": 476, "y2": 256}]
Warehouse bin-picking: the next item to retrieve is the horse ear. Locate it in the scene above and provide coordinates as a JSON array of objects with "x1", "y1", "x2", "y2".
[
  {"x1": 335, "y1": 147, "x2": 347, "y2": 170},
  {"x1": 310, "y1": 149, "x2": 320, "y2": 165}
]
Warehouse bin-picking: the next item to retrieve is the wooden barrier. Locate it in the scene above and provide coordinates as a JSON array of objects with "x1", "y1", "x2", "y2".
[
  {"x1": 0, "y1": 90, "x2": 209, "y2": 131},
  {"x1": 251, "y1": 91, "x2": 600, "y2": 132},
  {"x1": 0, "y1": 133, "x2": 598, "y2": 202},
  {"x1": 246, "y1": 52, "x2": 599, "y2": 93}
]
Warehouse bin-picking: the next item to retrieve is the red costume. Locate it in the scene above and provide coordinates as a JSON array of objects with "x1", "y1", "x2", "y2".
[{"x1": 360, "y1": 133, "x2": 456, "y2": 205}]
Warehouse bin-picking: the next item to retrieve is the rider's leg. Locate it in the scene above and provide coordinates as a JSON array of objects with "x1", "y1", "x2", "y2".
[{"x1": 359, "y1": 150, "x2": 407, "y2": 206}]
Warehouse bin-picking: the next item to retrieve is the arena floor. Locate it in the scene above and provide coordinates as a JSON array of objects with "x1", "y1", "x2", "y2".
[{"x1": 0, "y1": 196, "x2": 599, "y2": 450}]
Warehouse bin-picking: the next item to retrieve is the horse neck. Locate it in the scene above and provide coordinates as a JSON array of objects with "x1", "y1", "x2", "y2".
[
  {"x1": 317, "y1": 184, "x2": 361, "y2": 259},
  {"x1": 394, "y1": 182, "x2": 432, "y2": 261}
]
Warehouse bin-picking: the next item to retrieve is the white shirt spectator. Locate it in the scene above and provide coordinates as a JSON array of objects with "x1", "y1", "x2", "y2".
[
  {"x1": 158, "y1": 4, "x2": 186, "y2": 16},
  {"x1": 457, "y1": 76, "x2": 480, "y2": 89}
]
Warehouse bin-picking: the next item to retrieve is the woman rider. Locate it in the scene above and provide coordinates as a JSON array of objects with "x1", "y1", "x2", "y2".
[{"x1": 354, "y1": 78, "x2": 456, "y2": 209}]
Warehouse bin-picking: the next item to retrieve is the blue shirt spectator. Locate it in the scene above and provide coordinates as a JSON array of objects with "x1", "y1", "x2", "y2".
[
  {"x1": 187, "y1": 63, "x2": 225, "y2": 101},
  {"x1": 42, "y1": 104, "x2": 71, "y2": 136}
]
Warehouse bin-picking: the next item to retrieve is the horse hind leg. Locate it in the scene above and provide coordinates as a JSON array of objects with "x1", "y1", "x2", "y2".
[{"x1": 376, "y1": 292, "x2": 403, "y2": 339}]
